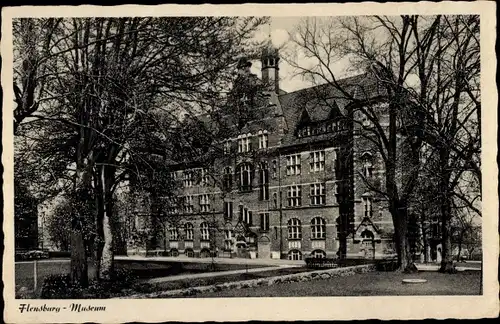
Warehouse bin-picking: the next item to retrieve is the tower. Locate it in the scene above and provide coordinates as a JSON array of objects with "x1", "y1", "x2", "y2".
[{"x1": 261, "y1": 39, "x2": 280, "y2": 94}]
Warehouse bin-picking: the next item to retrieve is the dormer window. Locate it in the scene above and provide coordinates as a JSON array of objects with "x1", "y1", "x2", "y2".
[
  {"x1": 258, "y1": 130, "x2": 269, "y2": 149},
  {"x1": 237, "y1": 134, "x2": 252, "y2": 153}
]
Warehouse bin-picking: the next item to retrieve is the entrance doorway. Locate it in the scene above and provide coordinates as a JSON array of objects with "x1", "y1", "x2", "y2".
[
  {"x1": 360, "y1": 229, "x2": 375, "y2": 259},
  {"x1": 258, "y1": 236, "x2": 271, "y2": 259}
]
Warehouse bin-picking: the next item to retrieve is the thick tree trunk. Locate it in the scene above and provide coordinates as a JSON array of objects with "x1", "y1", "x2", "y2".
[
  {"x1": 438, "y1": 150, "x2": 456, "y2": 273},
  {"x1": 98, "y1": 165, "x2": 114, "y2": 281},
  {"x1": 391, "y1": 201, "x2": 418, "y2": 273},
  {"x1": 70, "y1": 215, "x2": 88, "y2": 288}
]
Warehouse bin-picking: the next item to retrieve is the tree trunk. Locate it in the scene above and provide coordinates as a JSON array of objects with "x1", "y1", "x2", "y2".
[
  {"x1": 391, "y1": 201, "x2": 418, "y2": 273},
  {"x1": 98, "y1": 165, "x2": 114, "y2": 281},
  {"x1": 70, "y1": 214, "x2": 88, "y2": 288},
  {"x1": 438, "y1": 150, "x2": 456, "y2": 273}
]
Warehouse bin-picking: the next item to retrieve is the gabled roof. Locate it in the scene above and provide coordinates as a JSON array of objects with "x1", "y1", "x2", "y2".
[{"x1": 278, "y1": 72, "x2": 387, "y2": 146}]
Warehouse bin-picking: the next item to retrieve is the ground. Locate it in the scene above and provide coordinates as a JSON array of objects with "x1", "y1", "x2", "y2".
[
  {"x1": 179, "y1": 271, "x2": 481, "y2": 298},
  {"x1": 15, "y1": 258, "x2": 481, "y2": 298}
]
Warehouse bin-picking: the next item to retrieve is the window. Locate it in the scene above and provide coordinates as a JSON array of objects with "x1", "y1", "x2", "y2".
[
  {"x1": 311, "y1": 217, "x2": 326, "y2": 239},
  {"x1": 362, "y1": 197, "x2": 373, "y2": 217},
  {"x1": 183, "y1": 171, "x2": 193, "y2": 187},
  {"x1": 258, "y1": 130, "x2": 269, "y2": 149},
  {"x1": 259, "y1": 162, "x2": 269, "y2": 201},
  {"x1": 201, "y1": 168, "x2": 210, "y2": 186},
  {"x1": 165, "y1": 196, "x2": 180, "y2": 215},
  {"x1": 286, "y1": 154, "x2": 301, "y2": 176},
  {"x1": 311, "y1": 250, "x2": 326, "y2": 258},
  {"x1": 169, "y1": 227, "x2": 179, "y2": 241},
  {"x1": 288, "y1": 218, "x2": 302, "y2": 239},
  {"x1": 310, "y1": 151, "x2": 325, "y2": 172},
  {"x1": 184, "y1": 223, "x2": 194, "y2": 240},
  {"x1": 200, "y1": 222, "x2": 210, "y2": 241},
  {"x1": 273, "y1": 193, "x2": 278, "y2": 209},
  {"x1": 272, "y1": 160, "x2": 277, "y2": 179},
  {"x1": 361, "y1": 153, "x2": 373, "y2": 178},
  {"x1": 242, "y1": 208, "x2": 252, "y2": 225},
  {"x1": 260, "y1": 213, "x2": 270, "y2": 231},
  {"x1": 183, "y1": 196, "x2": 194, "y2": 214},
  {"x1": 199, "y1": 194, "x2": 211, "y2": 213},
  {"x1": 288, "y1": 250, "x2": 302, "y2": 260},
  {"x1": 224, "y1": 230, "x2": 233, "y2": 250},
  {"x1": 238, "y1": 134, "x2": 252, "y2": 153},
  {"x1": 238, "y1": 163, "x2": 253, "y2": 192},
  {"x1": 224, "y1": 201, "x2": 233, "y2": 220},
  {"x1": 223, "y1": 141, "x2": 231, "y2": 155},
  {"x1": 310, "y1": 183, "x2": 326, "y2": 205},
  {"x1": 287, "y1": 185, "x2": 302, "y2": 207},
  {"x1": 223, "y1": 167, "x2": 233, "y2": 191}
]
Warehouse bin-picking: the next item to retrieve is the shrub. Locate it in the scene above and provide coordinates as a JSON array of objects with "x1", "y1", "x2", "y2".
[
  {"x1": 305, "y1": 257, "x2": 338, "y2": 269},
  {"x1": 40, "y1": 274, "x2": 84, "y2": 299}
]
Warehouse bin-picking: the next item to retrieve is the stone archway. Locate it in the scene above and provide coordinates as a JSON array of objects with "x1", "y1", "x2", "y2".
[{"x1": 360, "y1": 229, "x2": 375, "y2": 259}]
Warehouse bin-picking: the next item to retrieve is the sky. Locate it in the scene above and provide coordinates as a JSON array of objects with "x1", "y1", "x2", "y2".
[{"x1": 249, "y1": 17, "x2": 310, "y2": 93}]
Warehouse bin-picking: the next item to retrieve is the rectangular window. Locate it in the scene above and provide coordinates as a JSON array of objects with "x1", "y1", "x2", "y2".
[
  {"x1": 224, "y1": 201, "x2": 233, "y2": 220},
  {"x1": 259, "y1": 167, "x2": 269, "y2": 201},
  {"x1": 201, "y1": 168, "x2": 210, "y2": 186},
  {"x1": 239, "y1": 164, "x2": 252, "y2": 192},
  {"x1": 243, "y1": 209, "x2": 253, "y2": 226},
  {"x1": 287, "y1": 185, "x2": 302, "y2": 207},
  {"x1": 363, "y1": 197, "x2": 373, "y2": 217},
  {"x1": 224, "y1": 230, "x2": 233, "y2": 251},
  {"x1": 238, "y1": 136, "x2": 252, "y2": 153},
  {"x1": 260, "y1": 213, "x2": 270, "y2": 231},
  {"x1": 310, "y1": 183, "x2": 326, "y2": 205},
  {"x1": 183, "y1": 171, "x2": 193, "y2": 187},
  {"x1": 286, "y1": 154, "x2": 301, "y2": 176},
  {"x1": 199, "y1": 194, "x2": 211, "y2": 213},
  {"x1": 183, "y1": 196, "x2": 194, "y2": 213},
  {"x1": 259, "y1": 133, "x2": 269, "y2": 149},
  {"x1": 239, "y1": 205, "x2": 244, "y2": 222},
  {"x1": 310, "y1": 151, "x2": 325, "y2": 172}
]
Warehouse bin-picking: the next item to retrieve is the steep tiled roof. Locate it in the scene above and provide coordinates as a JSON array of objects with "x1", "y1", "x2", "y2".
[{"x1": 278, "y1": 72, "x2": 387, "y2": 146}]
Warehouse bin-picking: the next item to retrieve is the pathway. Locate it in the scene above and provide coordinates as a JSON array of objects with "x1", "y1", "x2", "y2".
[{"x1": 144, "y1": 264, "x2": 296, "y2": 284}]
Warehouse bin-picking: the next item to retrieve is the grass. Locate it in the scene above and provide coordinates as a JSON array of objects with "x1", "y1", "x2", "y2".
[
  {"x1": 15, "y1": 259, "x2": 265, "y2": 294},
  {"x1": 179, "y1": 270, "x2": 482, "y2": 298},
  {"x1": 130, "y1": 267, "x2": 312, "y2": 295}
]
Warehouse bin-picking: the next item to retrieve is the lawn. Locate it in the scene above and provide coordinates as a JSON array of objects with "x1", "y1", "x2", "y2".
[
  {"x1": 179, "y1": 270, "x2": 482, "y2": 298},
  {"x1": 130, "y1": 267, "x2": 312, "y2": 295},
  {"x1": 15, "y1": 259, "x2": 265, "y2": 293}
]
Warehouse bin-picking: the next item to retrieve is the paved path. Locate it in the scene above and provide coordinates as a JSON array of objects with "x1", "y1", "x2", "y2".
[
  {"x1": 416, "y1": 263, "x2": 481, "y2": 272},
  {"x1": 115, "y1": 255, "x2": 306, "y2": 267},
  {"x1": 144, "y1": 265, "x2": 296, "y2": 284}
]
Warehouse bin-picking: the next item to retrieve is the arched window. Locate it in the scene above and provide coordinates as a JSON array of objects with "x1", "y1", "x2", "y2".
[
  {"x1": 184, "y1": 223, "x2": 194, "y2": 241},
  {"x1": 237, "y1": 163, "x2": 253, "y2": 192},
  {"x1": 288, "y1": 218, "x2": 302, "y2": 239},
  {"x1": 311, "y1": 250, "x2": 326, "y2": 258},
  {"x1": 200, "y1": 222, "x2": 210, "y2": 241},
  {"x1": 311, "y1": 217, "x2": 326, "y2": 239},
  {"x1": 288, "y1": 250, "x2": 302, "y2": 261},
  {"x1": 223, "y1": 166, "x2": 233, "y2": 191},
  {"x1": 361, "y1": 152, "x2": 374, "y2": 178},
  {"x1": 169, "y1": 227, "x2": 179, "y2": 241}
]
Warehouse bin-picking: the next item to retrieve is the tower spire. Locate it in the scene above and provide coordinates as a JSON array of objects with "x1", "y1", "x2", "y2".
[{"x1": 268, "y1": 21, "x2": 271, "y2": 40}]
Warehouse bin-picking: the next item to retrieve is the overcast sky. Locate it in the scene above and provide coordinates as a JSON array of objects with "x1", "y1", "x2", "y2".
[{"x1": 249, "y1": 17, "x2": 309, "y2": 93}]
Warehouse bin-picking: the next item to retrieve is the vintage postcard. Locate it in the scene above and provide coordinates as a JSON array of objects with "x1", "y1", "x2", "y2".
[{"x1": 2, "y1": 2, "x2": 498, "y2": 323}]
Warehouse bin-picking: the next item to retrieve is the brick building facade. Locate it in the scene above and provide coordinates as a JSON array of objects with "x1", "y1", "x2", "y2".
[{"x1": 132, "y1": 41, "x2": 397, "y2": 260}]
